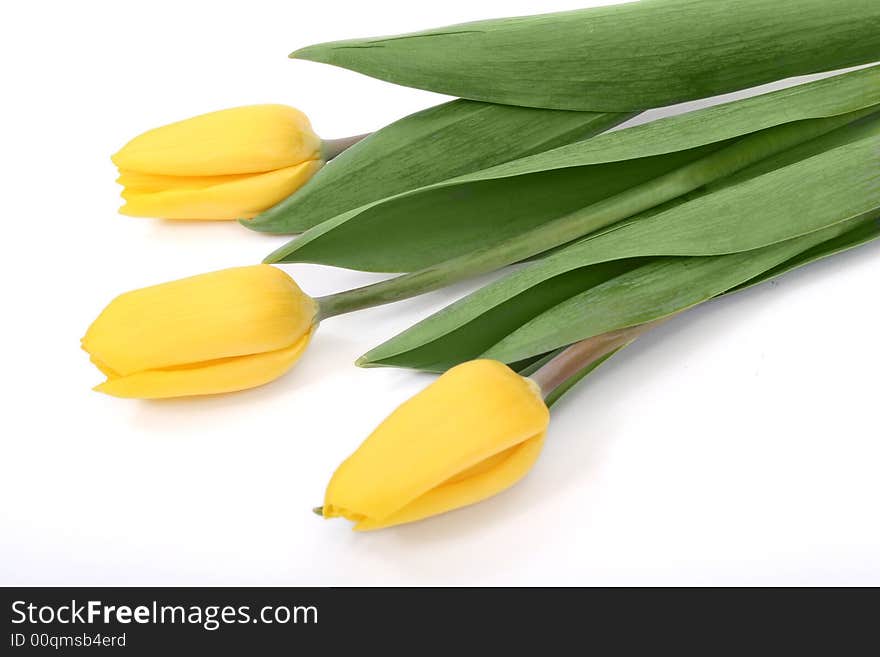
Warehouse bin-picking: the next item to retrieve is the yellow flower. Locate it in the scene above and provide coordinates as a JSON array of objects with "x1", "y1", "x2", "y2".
[
  {"x1": 322, "y1": 359, "x2": 550, "y2": 530},
  {"x1": 112, "y1": 105, "x2": 323, "y2": 220},
  {"x1": 82, "y1": 265, "x2": 317, "y2": 398}
]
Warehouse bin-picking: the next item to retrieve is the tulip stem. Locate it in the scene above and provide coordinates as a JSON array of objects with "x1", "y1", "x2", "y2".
[
  {"x1": 529, "y1": 317, "x2": 671, "y2": 405},
  {"x1": 311, "y1": 110, "x2": 865, "y2": 320},
  {"x1": 322, "y1": 133, "x2": 371, "y2": 160}
]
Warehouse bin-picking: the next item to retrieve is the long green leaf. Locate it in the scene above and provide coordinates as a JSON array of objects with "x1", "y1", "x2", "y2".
[
  {"x1": 267, "y1": 66, "x2": 880, "y2": 272},
  {"x1": 358, "y1": 130, "x2": 880, "y2": 370},
  {"x1": 291, "y1": 0, "x2": 880, "y2": 111},
  {"x1": 245, "y1": 100, "x2": 630, "y2": 234},
  {"x1": 524, "y1": 211, "x2": 880, "y2": 406},
  {"x1": 483, "y1": 215, "x2": 876, "y2": 363},
  {"x1": 730, "y1": 213, "x2": 880, "y2": 293}
]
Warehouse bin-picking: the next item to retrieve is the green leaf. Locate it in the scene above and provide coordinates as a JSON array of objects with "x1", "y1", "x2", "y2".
[
  {"x1": 528, "y1": 211, "x2": 880, "y2": 405},
  {"x1": 358, "y1": 258, "x2": 649, "y2": 371},
  {"x1": 267, "y1": 67, "x2": 880, "y2": 273},
  {"x1": 359, "y1": 130, "x2": 880, "y2": 370},
  {"x1": 291, "y1": 0, "x2": 880, "y2": 111},
  {"x1": 516, "y1": 211, "x2": 880, "y2": 408},
  {"x1": 274, "y1": 146, "x2": 716, "y2": 272},
  {"x1": 484, "y1": 215, "x2": 876, "y2": 363},
  {"x1": 245, "y1": 100, "x2": 631, "y2": 234},
  {"x1": 730, "y1": 212, "x2": 880, "y2": 293}
]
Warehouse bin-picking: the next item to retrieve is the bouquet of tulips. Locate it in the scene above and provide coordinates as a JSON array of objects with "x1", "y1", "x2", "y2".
[{"x1": 85, "y1": 0, "x2": 880, "y2": 531}]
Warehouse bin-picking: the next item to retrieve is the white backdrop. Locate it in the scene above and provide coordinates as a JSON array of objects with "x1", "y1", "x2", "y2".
[{"x1": 2, "y1": 0, "x2": 878, "y2": 586}]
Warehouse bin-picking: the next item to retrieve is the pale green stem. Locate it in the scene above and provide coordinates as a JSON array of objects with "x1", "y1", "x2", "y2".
[{"x1": 529, "y1": 318, "x2": 669, "y2": 400}]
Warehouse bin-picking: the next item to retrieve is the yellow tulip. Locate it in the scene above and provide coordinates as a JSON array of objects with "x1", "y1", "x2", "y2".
[
  {"x1": 82, "y1": 265, "x2": 317, "y2": 398},
  {"x1": 112, "y1": 105, "x2": 324, "y2": 220},
  {"x1": 321, "y1": 359, "x2": 550, "y2": 530}
]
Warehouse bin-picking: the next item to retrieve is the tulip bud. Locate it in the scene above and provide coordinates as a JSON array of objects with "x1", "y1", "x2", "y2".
[
  {"x1": 112, "y1": 105, "x2": 324, "y2": 220},
  {"x1": 322, "y1": 359, "x2": 550, "y2": 530},
  {"x1": 82, "y1": 265, "x2": 317, "y2": 398}
]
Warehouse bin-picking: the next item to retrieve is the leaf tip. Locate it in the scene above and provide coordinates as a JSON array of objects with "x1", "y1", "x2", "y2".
[
  {"x1": 240, "y1": 213, "x2": 283, "y2": 234},
  {"x1": 262, "y1": 242, "x2": 293, "y2": 264},
  {"x1": 290, "y1": 44, "x2": 329, "y2": 63}
]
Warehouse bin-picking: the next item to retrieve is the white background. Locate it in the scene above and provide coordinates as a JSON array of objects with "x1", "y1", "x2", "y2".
[{"x1": 2, "y1": 0, "x2": 878, "y2": 586}]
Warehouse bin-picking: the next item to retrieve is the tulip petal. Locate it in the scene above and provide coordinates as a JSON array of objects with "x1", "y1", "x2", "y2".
[
  {"x1": 94, "y1": 328, "x2": 314, "y2": 399},
  {"x1": 352, "y1": 433, "x2": 546, "y2": 530},
  {"x1": 323, "y1": 360, "x2": 550, "y2": 529},
  {"x1": 119, "y1": 160, "x2": 322, "y2": 220},
  {"x1": 87, "y1": 354, "x2": 121, "y2": 379},
  {"x1": 116, "y1": 169, "x2": 258, "y2": 193},
  {"x1": 82, "y1": 265, "x2": 317, "y2": 375},
  {"x1": 111, "y1": 105, "x2": 322, "y2": 176}
]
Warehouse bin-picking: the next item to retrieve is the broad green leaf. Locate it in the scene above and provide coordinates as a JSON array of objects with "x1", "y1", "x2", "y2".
[
  {"x1": 359, "y1": 131, "x2": 880, "y2": 370},
  {"x1": 267, "y1": 67, "x2": 880, "y2": 272},
  {"x1": 359, "y1": 258, "x2": 650, "y2": 371},
  {"x1": 245, "y1": 100, "x2": 630, "y2": 234},
  {"x1": 273, "y1": 146, "x2": 717, "y2": 271},
  {"x1": 731, "y1": 212, "x2": 880, "y2": 293},
  {"x1": 291, "y1": 0, "x2": 880, "y2": 111},
  {"x1": 312, "y1": 107, "x2": 878, "y2": 319},
  {"x1": 483, "y1": 215, "x2": 876, "y2": 363},
  {"x1": 525, "y1": 211, "x2": 880, "y2": 405}
]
